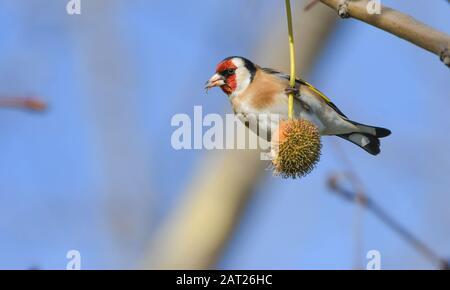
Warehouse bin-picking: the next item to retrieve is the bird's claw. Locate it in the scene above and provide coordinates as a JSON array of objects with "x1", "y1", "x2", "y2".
[{"x1": 285, "y1": 86, "x2": 300, "y2": 97}]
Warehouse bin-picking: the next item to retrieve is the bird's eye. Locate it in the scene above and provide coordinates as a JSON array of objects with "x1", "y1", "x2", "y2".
[{"x1": 222, "y1": 68, "x2": 236, "y2": 77}]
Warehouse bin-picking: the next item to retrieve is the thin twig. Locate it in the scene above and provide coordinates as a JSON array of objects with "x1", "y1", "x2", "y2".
[
  {"x1": 285, "y1": 0, "x2": 297, "y2": 120},
  {"x1": 318, "y1": 0, "x2": 450, "y2": 67},
  {"x1": 328, "y1": 174, "x2": 450, "y2": 270},
  {"x1": 0, "y1": 96, "x2": 47, "y2": 112}
]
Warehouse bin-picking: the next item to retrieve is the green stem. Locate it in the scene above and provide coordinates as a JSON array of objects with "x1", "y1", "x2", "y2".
[{"x1": 285, "y1": 0, "x2": 296, "y2": 120}]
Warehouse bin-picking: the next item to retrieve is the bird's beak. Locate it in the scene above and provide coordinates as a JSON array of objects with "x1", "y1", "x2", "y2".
[{"x1": 205, "y1": 73, "x2": 225, "y2": 91}]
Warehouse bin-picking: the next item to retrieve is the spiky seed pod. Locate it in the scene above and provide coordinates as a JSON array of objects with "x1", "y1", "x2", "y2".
[{"x1": 271, "y1": 119, "x2": 322, "y2": 179}]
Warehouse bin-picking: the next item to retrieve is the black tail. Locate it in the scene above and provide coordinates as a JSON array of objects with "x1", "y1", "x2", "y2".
[{"x1": 337, "y1": 122, "x2": 391, "y2": 156}]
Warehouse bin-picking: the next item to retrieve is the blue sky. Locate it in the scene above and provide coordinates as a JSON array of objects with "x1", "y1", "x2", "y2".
[{"x1": 0, "y1": 0, "x2": 448, "y2": 269}]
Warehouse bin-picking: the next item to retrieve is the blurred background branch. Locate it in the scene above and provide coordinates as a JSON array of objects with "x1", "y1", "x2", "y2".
[
  {"x1": 0, "y1": 96, "x2": 47, "y2": 112},
  {"x1": 327, "y1": 173, "x2": 450, "y2": 270}
]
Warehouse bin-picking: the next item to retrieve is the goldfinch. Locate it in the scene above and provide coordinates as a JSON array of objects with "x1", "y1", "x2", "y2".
[{"x1": 205, "y1": 56, "x2": 391, "y2": 155}]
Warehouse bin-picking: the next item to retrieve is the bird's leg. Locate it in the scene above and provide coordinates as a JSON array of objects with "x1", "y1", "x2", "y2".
[
  {"x1": 285, "y1": 87, "x2": 313, "y2": 113},
  {"x1": 284, "y1": 86, "x2": 300, "y2": 98}
]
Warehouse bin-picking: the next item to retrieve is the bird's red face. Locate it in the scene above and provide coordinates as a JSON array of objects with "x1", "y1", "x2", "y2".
[{"x1": 205, "y1": 59, "x2": 238, "y2": 95}]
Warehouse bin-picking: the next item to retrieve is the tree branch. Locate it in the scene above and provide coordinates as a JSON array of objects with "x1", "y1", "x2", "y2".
[{"x1": 319, "y1": 0, "x2": 450, "y2": 67}]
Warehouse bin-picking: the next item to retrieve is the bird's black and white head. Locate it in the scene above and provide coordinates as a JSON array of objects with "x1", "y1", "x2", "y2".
[{"x1": 205, "y1": 56, "x2": 257, "y2": 96}]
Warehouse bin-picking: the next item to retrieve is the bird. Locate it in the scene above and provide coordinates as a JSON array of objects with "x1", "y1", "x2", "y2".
[{"x1": 205, "y1": 56, "x2": 391, "y2": 155}]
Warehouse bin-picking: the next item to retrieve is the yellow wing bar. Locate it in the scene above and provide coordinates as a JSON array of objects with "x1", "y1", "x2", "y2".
[
  {"x1": 298, "y1": 78, "x2": 347, "y2": 118},
  {"x1": 301, "y1": 80, "x2": 332, "y2": 103}
]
